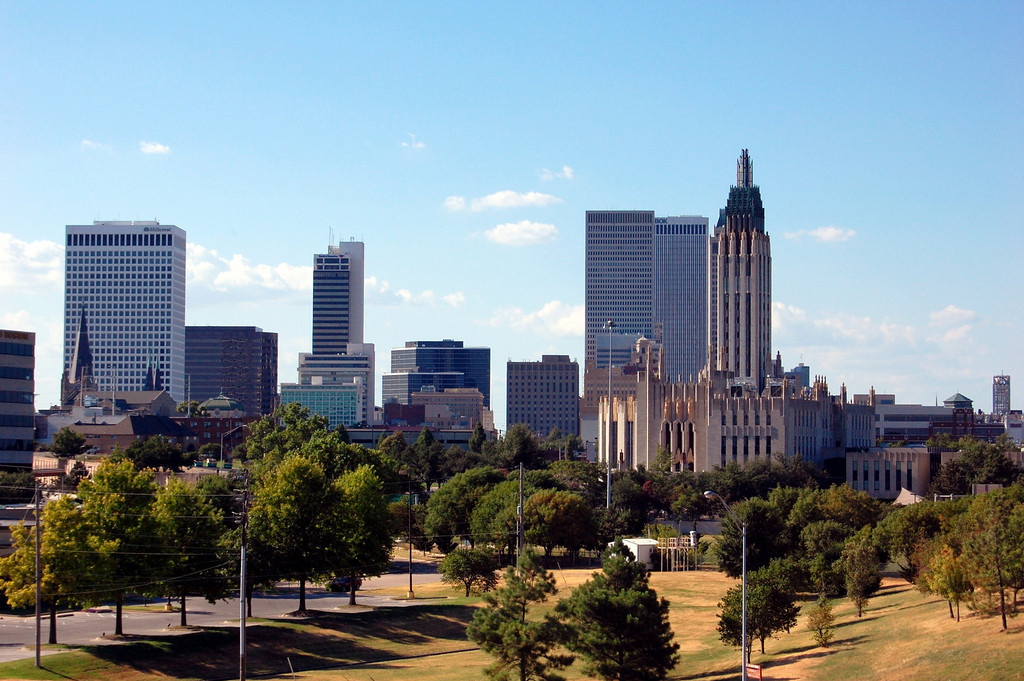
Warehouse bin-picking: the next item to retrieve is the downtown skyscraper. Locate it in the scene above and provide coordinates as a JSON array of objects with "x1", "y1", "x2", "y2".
[
  {"x1": 62, "y1": 221, "x2": 186, "y2": 402},
  {"x1": 584, "y1": 211, "x2": 708, "y2": 380},
  {"x1": 313, "y1": 240, "x2": 364, "y2": 352},
  {"x1": 709, "y1": 149, "x2": 771, "y2": 390}
]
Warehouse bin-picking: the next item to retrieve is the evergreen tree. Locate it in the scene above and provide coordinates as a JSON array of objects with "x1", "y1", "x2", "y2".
[
  {"x1": 557, "y1": 540, "x2": 679, "y2": 680},
  {"x1": 467, "y1": 550, "x2": 572, "y2": 681}
]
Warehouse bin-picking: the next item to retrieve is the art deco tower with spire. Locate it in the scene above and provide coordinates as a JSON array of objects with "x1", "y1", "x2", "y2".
[{"x1": 709, "y1": 149, "x2": 772, "y2": 390}]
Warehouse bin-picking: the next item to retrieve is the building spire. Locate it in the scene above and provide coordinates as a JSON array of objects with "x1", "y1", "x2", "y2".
[{"x1": 737, "y1": 148, "x2": 753, "y2": 187}]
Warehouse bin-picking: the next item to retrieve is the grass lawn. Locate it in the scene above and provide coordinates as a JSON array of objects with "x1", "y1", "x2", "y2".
[{"x1": 1, "y1": 570, "x2": 1020, "y2": 681}]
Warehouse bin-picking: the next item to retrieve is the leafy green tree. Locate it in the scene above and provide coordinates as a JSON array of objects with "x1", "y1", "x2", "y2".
[
  {"x1": 425, "y1": 466, "x2": 504, "y2": 552},
  {"x1": 670, "y1": 476, "x2": 717, "y2": 533},
  {"x1": 717, "y1": 559, "x2": 800, "y2": 656},
  {"x1": 471, "y1": 480, "x2": 522, "y2": 563},
  {"x1": 929, "y1": 437, "x2": 1023, "y2": 495},
  {"x1": 153, "y1": 478, "x2": 232, "y2": 625},
  {"x1": 197, "y1": 442, "x2": 221, "y2": 460},
  {"x1": 840, "y1": 526, "x2": 882, "y2": 617},
  {"x1": 0, "y1": 470, "x2": 34, "y2": 504},
  {"x1": 332, "y1": 464, "x2": 396, "y2": 605},
  {"x1": 51, "y1": 426, "x2": 86, "y2": 458},
  {"x1": 956, "y1": 487, "x2": 1024, "y2": 629},
  {"x1": 238, "y1": 402, "x2": 328, "y2": 463},
  {"x1": 499, "y1": 424, "x2": 542, "y2": 470},
  {"x1": 524, "y1": 490, "x2": 596, "y2": 559},
  {"x1": 467, "y1": 550, "x2": 573, "y2": 681},
  {"x1": 439, "y1": 547, "x2": 500, "y2": 596},
  {"x1": 0, "y1": 497, "x2": 98, "y2": 643},
  {"x1": 921, "y1": 544, "x2": 973, "y2": 621},
  {"x1": 800, "y1": 520, "x2": 853, "y2": 596},
  {"x1": 714, "y1": 497, "x2": 788, "y2": 578},
  {"x1": 875, "y1": 499, "x2": 948, "y2": 583},
  {"x1": 114, "y1": 435, "x2": 188, "y2": 471},
  {"x1": 248, "y1": 455, "x2": 343, "y2": 612},
  {"x1": 410, "y1": 427, "x2": 445, "y2": 489},
  {"x1": 176, "y1": 400, "x2": 208, "y2": 416},
  {"x1": 78, "y1": 459, "x2": 161, "y2": 635},
  {"x1": 805, "y1": 595, "x2": 836, "y2": 647},
  {"x1": 548, "y1": 460, "x2": 604, "y2": 508},
  {"x1": 557, "y1": 540, "x2": 679, "y2": 680}
]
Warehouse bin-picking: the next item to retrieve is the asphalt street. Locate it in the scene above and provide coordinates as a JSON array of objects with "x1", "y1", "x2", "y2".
[{"x1": 0, "y1": 560, "x2": 442, "y2": 664}]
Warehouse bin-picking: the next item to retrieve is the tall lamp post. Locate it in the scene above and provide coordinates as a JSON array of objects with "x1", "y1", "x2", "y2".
[
  {"x1": 605, "y1": 319, "x2": 616, "y2": 508},
  {"x1": 705, "y1": 490, "x2": 747, "y2": 681}
]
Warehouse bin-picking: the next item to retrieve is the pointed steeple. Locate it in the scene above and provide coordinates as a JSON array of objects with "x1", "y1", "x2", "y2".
[{"x1": 69, "y1": 306, "x2": 93, "y2": 383}]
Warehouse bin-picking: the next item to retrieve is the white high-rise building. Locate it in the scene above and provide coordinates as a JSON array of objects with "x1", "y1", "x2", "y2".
[
  {"x1": 313, "y1": 240, "x2": 364, "y2": 353},
  {"x1": 63, "y1": 221, "x2": 186, "y2": 402}
]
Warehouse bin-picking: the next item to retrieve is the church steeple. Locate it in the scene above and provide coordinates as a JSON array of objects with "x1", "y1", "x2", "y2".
[{"x1": 61, "y1": 306, "x2": 98, "y2": 406}]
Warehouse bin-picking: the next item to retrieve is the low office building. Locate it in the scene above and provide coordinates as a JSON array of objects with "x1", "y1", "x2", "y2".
[
  {"x1": 0, "y1": 329, "x2": 35, "y2": 469},
  {"x1": 412, "y1": 387, "x2": 491, "y2": 430}
]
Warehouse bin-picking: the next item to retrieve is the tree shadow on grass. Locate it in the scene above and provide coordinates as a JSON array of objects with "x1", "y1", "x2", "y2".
[
  {"x1": 831, "y1": 614, "x2": 879, "y2": 629},
  {"x1": 77, "y1": 605, "x2": 478, "y2": 680}
]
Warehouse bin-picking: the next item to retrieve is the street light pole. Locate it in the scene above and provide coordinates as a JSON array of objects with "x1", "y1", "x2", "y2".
[
  {"x1": 705, "y1": 490, "x2": 747, "y2": 681},
  {"x1": 605, "y1": 319, "x2": 615, "y2": 508}
]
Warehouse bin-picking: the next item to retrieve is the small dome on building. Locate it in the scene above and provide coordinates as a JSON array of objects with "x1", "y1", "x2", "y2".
[{"x1": 199, "y1": 394, "x2": 246, "y2": 416}]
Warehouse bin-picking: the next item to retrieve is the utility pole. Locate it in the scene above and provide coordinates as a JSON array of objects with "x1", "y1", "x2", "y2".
[
  {"x1": 239, "y1": 473, "x2": 249, "y2": 681},
  {"x1": 407, "y1": 481, "x2": 414, "y2": 599},
  {"x1": 516, "y1": 463, "x2": 524, "y2": 565},
  {"x1": 34, "y1": 479, "x2": 40, "y2": 668}
]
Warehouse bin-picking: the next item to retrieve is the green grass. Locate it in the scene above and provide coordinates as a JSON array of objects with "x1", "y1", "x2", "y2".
[{"x1": 1, "y1": 571, "x2": 1021, "y2": 681}]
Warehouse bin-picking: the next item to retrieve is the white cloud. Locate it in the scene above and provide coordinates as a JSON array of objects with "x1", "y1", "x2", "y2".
[
  {"x1": 540, "y1": 165, "x2": 574, "y2": 181},
  {"x1": 365, "y1": 275, "x2": 464, "y2": 307},
  {"x1": 783, "y1": 226, "x2": 856, "y2": 242},
  {"x1": 80, "y1": 139, "x2": 108, "y2": 151},
  {"x1": 443, "y1": 196, "x2": 467, "y2": 211},
  {"x1": 485, "y1": 301, "x2": 583, "y2": 337},
  {"x1": 401, "y1": 133, "x2": 426, "y2": 149},
  {"x1": 139, "y1": 141, "x2": 171, "y2": 155},
  {"x1": 444, "y1": 190, "x2": 562, "y2": 212},
  {"x1": 929, "y1": 304, "x2": 977, "y2": 327},
  {"x1": 187, "y1": 243, "x2": 310, "y2": 293},
  {"x1": 484, "y1": 220, "x2": 558, "y2": 246},
  {"x1": 0, "y1": 233, "x2": 63, "y2": 292}
]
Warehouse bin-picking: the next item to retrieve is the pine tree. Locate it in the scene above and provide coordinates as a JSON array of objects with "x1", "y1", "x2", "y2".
[
  {"x1": 557, "y1": 540, "x2": 679, "y2": 681},
  {"x1": 467, "y1": 550, "x2": 572, "y2": 681}
]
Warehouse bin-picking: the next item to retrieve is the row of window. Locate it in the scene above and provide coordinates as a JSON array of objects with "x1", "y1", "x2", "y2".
[
  {"x1": 0, "y1": 367, "x2": 32, "y2": 380},
  {"x1": 0, "y1": 341, "x2": 33, "y2": 357},
  {"x1": 0, "y1": 390, "x2": 33, "y2": 404},
  {"x1": 851, "y1": 459, "x2": 913, "y2": 492},
  {"x1": 67, "y1": 232, "x2": 175, "y2": 247},
  {"x1": 0, "y1": 414, "x2": 34, "y2": 427}
]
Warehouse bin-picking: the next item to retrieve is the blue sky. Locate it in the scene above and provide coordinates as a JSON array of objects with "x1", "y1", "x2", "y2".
[{"x1": 2, "y1": 2, "x2": 1022, "y2": 429}]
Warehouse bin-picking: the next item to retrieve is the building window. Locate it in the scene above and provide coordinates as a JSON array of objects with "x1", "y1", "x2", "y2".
[
  {"x1": 896, "y1": 461, "x2": 902, "y2": 489},
  {"x1": 852, "y1": 461, "x2": 858, "y2": 482},
  {"x1": 884, "y1": 460, "x2": 891, "y2": 491},
  {"x1": 907, "y1": 462, "x2": 913, "y2": 490}
]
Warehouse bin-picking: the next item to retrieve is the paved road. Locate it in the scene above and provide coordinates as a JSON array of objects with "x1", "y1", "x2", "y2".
[{"x1": 0, "y1": 560, "x2": 442, "y2": 664}]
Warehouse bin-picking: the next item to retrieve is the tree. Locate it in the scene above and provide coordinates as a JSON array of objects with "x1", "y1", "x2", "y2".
[
  {"x1": 115, "y1": 435, "x2": 188, "y2": 471},
  {"x1": 875, "y1": 499, "x2": 947, "y2": 583},
  {"x1": 77, "y1": 459, "x2": 161, "y2": 636},
  {"x1": 500, "y1": 424, "x2": 542, "y2": 470},
  {"x1": 51, "y1": 426, "x2": 86, "y2": 458},
  {"x1": 238, "y1": 402, "x2": 328, "y2": 463},
  {"x1": 718, "y1": 559, "x2": 800, "y2": 656},
  {"x1": 799, "y1": 520, "x2": 853, "y2": 597},
  {"x1": 929, "y1": 437, "x2": 1022, "y2": 495},
  {"x1": 425, "y1": 466, "x2": 504, "y2": 552},
  {"x1": 670, "y1": 476, "x2": 717, "y2": 533},
  {"x1": 332, "y1": 464, "x2": 396, "y2": 606},
  {"x1": 152, "y1": 478, "x2": 232, "y2": 626},
  {"x1": 557, "y1": 540, "x2": 679, "y2": 681},
  {"x1": 548, "y1": 460, "x2": 604, "y2": 508},
  {"x1": 469, "y1": 422, "x2": 487, "y2": 453},
  {"x1": 439, "y1": 547, "x2": 500, "y2": 596},
  {"x1": 921, "y1": 545, "x2": 973, "y2": 621},
  {"x1": 956, "y1": 488, "x2": 1024, "y2": 629},
  {"x1": 0, "y1": 470, "x2": 34, "y2": 504},
  {"x1": 840, "y1": 526, "x2": 882, "y2": 617},
  {"x1": 714, "y1": 498, "x2": 787, "y2": 578},
  {"x1": 471, "y1": 480, "x2": 522, "y2": 563},
  {"x1": 0, "y1": 497, "x2": 97, "y2": 643},
  {"x1": 248, "y1": 455, "x2": 344, "y2": 613},
  {"x1": 467, "y1": 550, "x2": 573, "y2": 681},
  {"x1": 524, "y1": 490, "x2": 596, "y2": 559},
  {"x1": 805, "y1": 596, "x2": 836, "y2": 647},
  {"x1": 176, "y1": 400, "x2": 208, "y2": 416}
]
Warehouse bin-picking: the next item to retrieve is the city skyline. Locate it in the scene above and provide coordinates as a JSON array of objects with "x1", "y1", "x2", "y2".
[{"x1": 2, "y1": 3, "x2": 1021, "y2": 429}]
